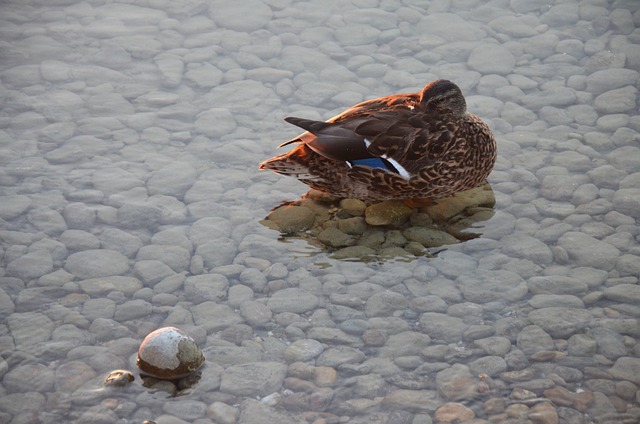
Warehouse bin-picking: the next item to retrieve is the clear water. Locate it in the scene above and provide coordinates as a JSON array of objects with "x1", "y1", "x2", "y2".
[{"x1": 1, "y1": 0, "x2": 639, "y2": 423}]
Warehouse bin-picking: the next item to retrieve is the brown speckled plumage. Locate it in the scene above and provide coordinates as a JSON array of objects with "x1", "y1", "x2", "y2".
[{"x1": 259, "y1": 80, "x2": 497, "y2": 201}]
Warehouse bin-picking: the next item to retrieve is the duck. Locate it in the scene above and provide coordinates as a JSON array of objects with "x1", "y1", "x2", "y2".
[{"x1": 259, "y1": 80, "x2": 497, "y2": 202}]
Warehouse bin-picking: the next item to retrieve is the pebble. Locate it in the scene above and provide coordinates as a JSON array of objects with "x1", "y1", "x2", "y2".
[
  {"x1": 220, "y1": 362, "x2": 287, "y2": 397},
  {"x1": 64, "y1": 249, "x2": 130, "y2": 279}
]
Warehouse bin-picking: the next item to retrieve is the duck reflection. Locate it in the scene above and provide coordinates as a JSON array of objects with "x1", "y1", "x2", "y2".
[{"x1": 260, "y1": 182, "x2": 495, "y2": 261}]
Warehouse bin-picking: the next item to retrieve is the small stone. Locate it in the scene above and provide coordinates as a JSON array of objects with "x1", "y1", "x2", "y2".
[
  {"x1": 266, "y1": 205, "x2": 315, "y2": 233},
  {"x1": 337, "y1": 217, "x2": 367, "y2": 235},
  {"x1": 557, "y1": 232, "x2": 620, "y2": 271},
  {"x1": 543, "y1": 386, "x2": 576, "y2": 407},
  {"x1": 239, "y1": 301, "x2": 272, "y2": 327},
  {"x1": 365, "y1": 200, "x2": 413, "y2": 226},
  {"x1": 0, "y1": 195, "x2": 31, "y2": 220},
  {"x1": 435, "y1": 402, "x2": 475, "y2": 423},
  {"x1": 527, "y1": 307, "x2": 592, "y2": 339},
  {"x1": 403, "y1": 227, "x2": 458, "y2": 248},
  {"x1": 314, "y1": 366, "x2": 338, "y2": 387},
  {"x1": 609, "y1": 357, "x2": 640, "y2": 385},
  {"x1": 317, "y1": 227, "x2": 355, "y2": 248},
  {"x1": 65, "y1": 249, "x2": 130, "y2": 279},
  {"x1": 382, "y1": 389, "x2": 440, "y2": 413},
  {"x1": 528, "y1": 401, "x2": 558, "y2": 424},
  {"x1": 573, "y1": 390, "x2": 594, "y2": 412},
  {"x1": 220, "y1": 362, "x2": 287, "y2": 397},
  {"x1": 104, "y1": 369, "x2": 135, "y2": 387},
  {"x1": 267, "y1": 288, "x2": 319, "y2": 314},
  {"x1": 283, "y1": 339, "x2": 324, "y2": 362},
  {"x1": 208, "y1": 402, "x2": 240, "y2": 424},
  {"x1": 339, "y1": 198, "x2": 366, "y2": 216},
  {"x1": 436, "y1": 364, "x2": 479, "y2": 400},
  {"x1": 137, "y1": 326, "x2": 204, "y2": 379}
]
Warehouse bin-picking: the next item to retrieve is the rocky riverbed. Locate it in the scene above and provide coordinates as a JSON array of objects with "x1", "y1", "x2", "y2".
[{"x1": 1, "y1": 0, "x2": 639, "y2": 423}]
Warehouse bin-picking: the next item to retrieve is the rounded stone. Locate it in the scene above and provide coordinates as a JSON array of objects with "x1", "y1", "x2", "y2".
[
  {"x1": 64, "y1": 249, "x2": 130, "y2": 279},
  {"x1": 137, "y1": 326, "x2": 205, "y2": 379},
  {"x1": 265, "y1": 205, "x2": 315, "y2": 233},
  {"x1": 283, "y1": 339, "x2": 325, "y2": 362},
  {"x1": 104, "y1": 369, "x2": 135, "y2": 387}
]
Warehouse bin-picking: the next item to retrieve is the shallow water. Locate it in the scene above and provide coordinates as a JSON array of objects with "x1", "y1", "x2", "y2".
[{"x1": 1, "y1": 0, "x2": 639, "y2": 423}]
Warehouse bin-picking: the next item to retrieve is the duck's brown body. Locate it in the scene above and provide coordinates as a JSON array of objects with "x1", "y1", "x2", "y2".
[{"x1": 259, "y1": 80, "x2": 497, "y2": 201}]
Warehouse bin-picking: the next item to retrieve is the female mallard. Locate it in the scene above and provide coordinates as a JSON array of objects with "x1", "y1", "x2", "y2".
[{"x1": 259, "y1": 80, "x2": 496, "y2": 201}]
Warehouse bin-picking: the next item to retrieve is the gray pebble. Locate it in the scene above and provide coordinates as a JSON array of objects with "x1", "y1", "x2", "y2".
[
  {"x1": 267, "y1": 288, "x2": 319, "y2": 314},
  {"x1": 220, "y1": 361, "x2": 286, "y2": 397},
  {"x1": 65, "y1": 249, "x2": 130, "y2": 279},
  {"x1": 557, "y1": 232, "x2": 621, "y2": 271},
  {"x1": 528, "y1": 307, "x2": 592, "y2": 339}
]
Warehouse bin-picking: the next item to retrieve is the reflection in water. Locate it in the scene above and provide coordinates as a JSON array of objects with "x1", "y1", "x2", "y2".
[{"x1": 261, "y1": 182, "x2": 495, "y2": 261}]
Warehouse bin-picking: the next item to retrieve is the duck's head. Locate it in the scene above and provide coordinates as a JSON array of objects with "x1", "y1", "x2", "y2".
[{"x1": 419, "y1": 79, "x2": 466, "y2": 117}]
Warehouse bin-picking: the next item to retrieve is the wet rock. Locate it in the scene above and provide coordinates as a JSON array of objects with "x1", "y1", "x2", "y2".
[
  {"x1": 557, "y1": 232, "x2": 620, "y2": 271},
  {"x1": 265, "y1": 205, "x2": 315, "y2": 233},
  {"x1": 220, "y1": 362, "x2": 287, "y2": 397},
  {"x1": 104, "y1": 369, "x2": 135, "y2": 387},
  {"x1": 65, "y1": 249, "x2": 130, "y2": 279},
  {"x1": 239, "y1": 301, "x2": 272, "y2": 327},
  {"x1": 208, "y1": 401, "x2": 240, "y2": 424},
  {"x1": 528, "y1": 401, "x2": 559, "y2": 424},
  {"x1": 382, "y1": 389, "x2": 440, "y2": 413},
  {"x1": 420, "y1": 312, "x2": 466, "y2": 343},
  {"x1": 137, "y1": 326, "x2": 205, "y2": 379},
  {"x1": 317, "y1": 227, "x2": 355, "y2": 248},
  {"x1": 365, "y1": 200, "x2": 413, "y2": 226},
  {"x1": 0, "y1": 194, "x2": 31, "y2": 220},
  {"x1": 436, "y1": 364, "x2": 479, "y2": 400},
  {"x1": 6, "y1": 250, "x2": 54, "y2": 281},
  {"x1": 339, "y1": 198, "x2": 366, "y2": 216},
  {"x1": 284, "y1": 339, "x2": 324, "y2": 362},
  {"x1": 267, "y1": 288, "x2": 319, "y2": 314},
  {"x1": 403, "y1": 227, "x2": 458, "y2": 248},
  {"x1": 192, "y1": 302, "x2": 243, "y2": 332},
  {"x1": 237, "y1": 398, "x2": 305, "y2": 424},
  {"x1": 609, "y1": 357, "x2": 640, "y2": 385},
  {"x1": 527, "y1": 307, "x2": 592, "y2": 339},
  {"x1": 3, "y1": 363, "x2": 55, "y2": 393},
  {"x1": 435, "y1": 402, "x2": 476, "y2": 423}
]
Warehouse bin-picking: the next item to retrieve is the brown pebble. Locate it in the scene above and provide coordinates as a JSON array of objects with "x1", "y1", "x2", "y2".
[
  {"x1": 313, "y1": 366, "x2": 337, "y2": 387},
  {"x1": 104, "y1": 370, "x2": 134, "y2": 387},
  {"x1": 317, "y1": 227, "x2": 355, "y2": 248},
  {"x1": 362, "y1": 329, "x2": 387, "y2": 346},
  {"x1": 365, "y1": 200, "x2": 413, "y2": 226},
  {"x1": 505, "y1": 403, "x2": 529, "y2": 419},
  {"x1": 511, "y1": 387, "x2": 537, "y2": 401},
  {"x1": 337, "y1": 217, "x2": 367, "y2": 235},
  {"x1": 528, "y1": 402, "x2": 558, "y2": 424},
  {"x1": 284, "y1": 377, "x2": 317, "y2": 393},
  {"x1": 543, "y1": 386, "x2": 575, "y2": 407},
  {"x1": 574, "y1": 390, "x2": 594, "y2": 412},
  {"x1": 609, "y1": 394, "x2": 627, "y2": 413},
  {"x1": 339, "y1": 199, "x2": 366, "y2": 216},
  {"x1": 266, "y1": 205, "x2": 316, "y2": 233},
  {"x1": 530, "y1": 351, "x2": 566, "y2": 361},
  {"x1": 435, "y1": 402, "x2": 475, "y2": 423},
  {"x1": 484, "y1": 397, "x2": 506, "y2": 414},
  {"x1": 615, "y1": 380, "x2": 638, "y2": 400}
]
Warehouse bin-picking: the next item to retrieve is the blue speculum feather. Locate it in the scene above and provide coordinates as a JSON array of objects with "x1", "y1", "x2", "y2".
[{"x1": 350, "y1": 158, "x2": 396, "y2": 172}]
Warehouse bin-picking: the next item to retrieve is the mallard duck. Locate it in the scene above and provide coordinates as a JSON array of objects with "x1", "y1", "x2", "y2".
[{"x1": 259, "y1": 80, "x2": 497, "y2": 201}]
